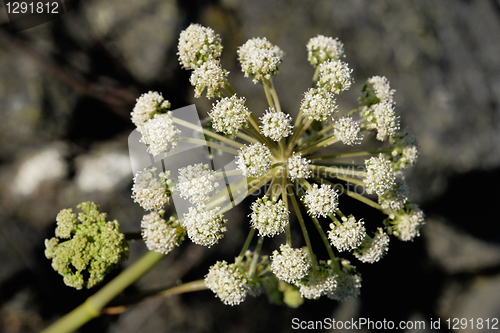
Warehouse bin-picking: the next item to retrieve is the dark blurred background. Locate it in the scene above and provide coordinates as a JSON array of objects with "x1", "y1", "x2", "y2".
[{"x1": 1, "y1": 0, "x2": 500, "y2": 332}]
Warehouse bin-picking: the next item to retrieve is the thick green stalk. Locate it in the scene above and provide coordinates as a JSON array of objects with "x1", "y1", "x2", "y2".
[
  {"x1": 249, "y1": 236, "x2": 264, "y2": 278},
  {"x1": 41, "y1": 251, "x2": 165, "y2": 333}
]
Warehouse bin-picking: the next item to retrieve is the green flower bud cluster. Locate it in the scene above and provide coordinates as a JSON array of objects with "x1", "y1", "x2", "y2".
[{"x1": 44, "y1": 202, "x2": 129, "y2": 290}]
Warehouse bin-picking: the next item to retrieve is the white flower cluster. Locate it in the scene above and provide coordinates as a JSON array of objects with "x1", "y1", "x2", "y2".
[
  {"x1": 378, "y1": 175, "x2": 409, "y2": 211},
  {"x1": 205, "y1": 260, "x2": 248, "y2": 305},
  {"x1": 177, "y1": 163, "x2": 218, "y2": 206},
  {"x1": 333, "y1": 117, "x2": 363, "y2": 145},
  {"x1": 328, "y1": 216, "x2": 366, "y2": 252},
  {"x1": 141, "y1": 212, "x2": 184, "y2": 255},
  {"x1": 317, "y1": 60, "x2": 353, "y2": 94},
  {"x1": 190, "y1": 59, "x2": 228, "y2": 99},
  {"x1": 300, "y1": 88, "x2": 338, "y2": 122},
  {"x1": 386, "y1": 204, "x2": 425, "y2": 242},
  {"x1": 295, "y1": 261, "x2": 338, "y2": 300},
  {"x1": 249, "y1": 196, "x2": 289, "y2": 237},
  {"x1": 177, "y1": 23, "x2": 222, "y2": 70},
  {"x1": 209, "y1": 95, "x2": 250, "y2": 135},
  {"x1": 260, "y1": 108, "x2": 293, "y2": 141},
  {"x1": 131, "y1": 91, "x2": 171, "y2": 132},
  {"x1": 237, "y1": 37, "x2": 284, "y2": 83},
  {"x1": 140, "y1": 112, "x2": 181, "y2": 156},
  {"x1": 367, "y1": 76, "x2": 395, "y2": 104},
  {"x1": 302, "y1": 183, "x2": 339, "y2": 218},
  {"x1": 183, "y1": 207, "x2": 227, "y2": 247},
  {"x1": 286, "y1": 153, "x2": 311, "y2": 180},
  {"x1": 236, "y1": 143, "x2": 272, "y2": 177},
  {"x1": 362, "y1": 101, "x2": 400, "y2": 141},
  {"x1": 353, "y1": 228, "x2": 390, "y2": 263},
  {"x1": 364, "y1": 154, "x2": 396, "y2": 196},
  {"x1": 132, "y1": 167, "x2": 171, "y2": 211},
  {"x1": 307, "y1": 35, "x2": 344, "y2": 67},
  {"x1": 270, "y1": 244, "x2": 311, "y2": 283}
]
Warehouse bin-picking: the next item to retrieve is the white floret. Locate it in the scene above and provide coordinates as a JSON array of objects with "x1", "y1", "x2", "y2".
[
  {"x1": 317, "y1": 59, "x2": 353, "y2": 94},
  {"x1": 302, "y1": 183, "x2": 339, "y2": 218},
  {"x1": 237, "y1": 37, "x2": 284, "y2": 83},
  {"x1": 259, "y1": 108, "x2": 293, "y2": 141},
  {"x1": 177, "y1": 23, "x2": 222, "y2": 70},
  {"x1": 140, "y1": 112, "x2": 181, "y2": 156},
  {"x1": 300, "y1": 88, "x2": 338, "y2": 122},
  {"x1": 209, "y1": 95, "x2": 250, "y2": 135},
  {"x1": 307, "y1": 35, "x2": 344, "y2": 67}
]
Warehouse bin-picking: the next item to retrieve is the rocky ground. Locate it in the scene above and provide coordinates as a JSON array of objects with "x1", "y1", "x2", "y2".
[{"x1": 0, "y1": 0, "x2": 499, "y2": 332}]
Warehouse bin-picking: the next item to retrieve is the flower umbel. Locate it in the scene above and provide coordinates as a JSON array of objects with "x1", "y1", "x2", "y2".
[{"x1": 124, "y1": 25, "x2": 426, "y2": 306}]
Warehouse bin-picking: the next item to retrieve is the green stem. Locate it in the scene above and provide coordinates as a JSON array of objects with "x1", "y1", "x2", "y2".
[
  {"x1": 281, "y1": 170, "x2": 292, "y2": 246},
  {"x1": 298, "y1": 135, "x2": 339, "y2": 156},
  {"x1": 236, "y1": 131, "x2": 259, "y2": 144},
  {"x1": 178, "y1": 137, "x2": 239, "y2": 155},
  {"x1": 237, "y1": 228, "x2": 256, "y2": 264},
  {"x1": 249, "y1": 236, "x2": 264, "y2": 278},
  {"x1": 345, "y1": 105, "x2": 365, "y2": 117},
  {"x1": 267, "y1": 78, "x2": 282, "y2": 113},
  {"x1": 41, "y1": 251, "x2": 165, "y2": 333},
  {"x1": 224, "y1": 80, "x2": 237, "y2": 96},
  {"x1": 288, "y1": 183, "x2": 317, "y2": 267},
  {"x1": 286, "y1": 118, "x2": 313, "y2": 157},
  {"x1": 296, "y1": 124, "x2": 333, "y2": 151},
  {"x1": 311, "y1": 217, "x2": 336, "y2": 262},
  {"x1": 172, "y1": 117, "x2": 242, "y2": 149},
  {"x1": 262, "y1": 79, "x2": 275, "y2": 110}
]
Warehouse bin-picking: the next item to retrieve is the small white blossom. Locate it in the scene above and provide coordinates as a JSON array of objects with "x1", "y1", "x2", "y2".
[
  {"x1": 300, "y1": 88, "x2": 338, "y2": 122},
  {"x1": 367, "y1": 75, "x2": 395, "y2": 104},
  {"x1": 132, "y1": 167, "x2": 172, "y2": 211},
  {"x1": 364, "y1": 154, "x2": 396, "y2": 196},
  {"x1": 271, "y1": 244, "x2": 311, "y2": 283},
  {"x1": 386, "y1": 204, "x2": 425, "y2": 242},
  {"x1": 317, "y1": 59, "x2": 353, "y2": 94},
  {"x1": 236, "y1": 143, "x2": 272, "y2": 177},
  {"x1": 140, "y1": 112, "x2": 181, "y2": 156},
  {"x1": 177, "y1": 23, "x2": 222, "y2": 70},
  {"x1": 237, "y1": 37, "x2": 284, "y2": 83},
  {"x1": 361, "y1": 101, "x2": 400, "y2": 141},
  {"x1": 259, "y1": 108, "x2": 293, "y2": 141},
  {"x1": 354, "y1": 228, "x2": 390, "y2": 263},
  {"x1": 190, "y1": 59, "x2": 228, "y2": 99},
  {"x1": 333, "y1": 117, "x2": 363, "y2": 145},
  {"x1": 131, "y1": 91, "x2": 170, "y2": 132},
  {"x1": 328, "y1": 215, "x2": 366, "y2": 252},
  {"x1": 295, "y1": 261, "x2": 338, "y2": 300},
  {"x1": 177, "y1": 163, "x2": 218, "y2": 206},
  {"x1": 378, "y1": 175, "x2": 409, "y2": 211},
  {"x1": 307, "y1": 35, "x2": 344, "y2": 67},
  {"x1": 182, "y1": 207, "x2": 227, "y2": 247},
  {"x1": 286, "y1": 153, "x2": 311, "y2": 181},
  {"x1": 209, "y1": 95, "x2": 250, "y2": 135},
  {"x1": 249, "y1": 196, "x2": 289, "y2": 237},
  {"x1": 302, "y1": 184, "x2": 339, "y2": 218},
  {"x1": 205, "y1": 261, "x2": 248, "y2": 305},
  {"x1": 141, "y1": 212, "x2": 184, "y2": 255}
]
